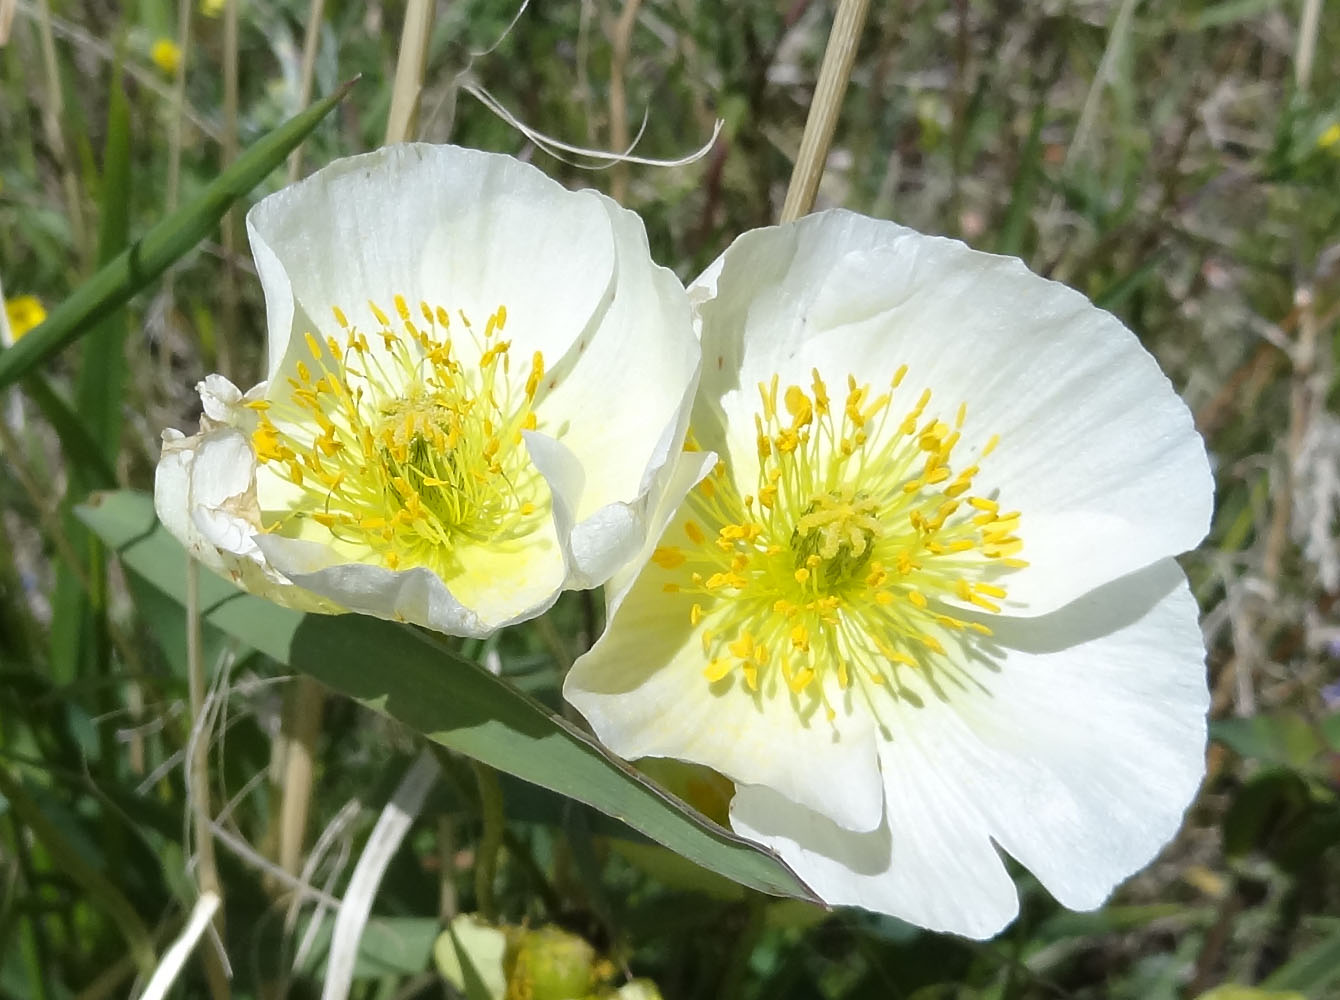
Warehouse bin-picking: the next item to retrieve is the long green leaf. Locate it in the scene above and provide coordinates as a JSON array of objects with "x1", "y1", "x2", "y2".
[
  {"x1": 77, "y1": 55, "x2": 132, "y2": 473},
  {"x1": 77, "y1": 490, "x2": 818, "y2": 902},
  {"x1": 0, "y1": 79, "x2": 356, "y2": 392},
  {"x1": 0, "y1": 766, "x2": 155, "y2": 978},
  {"x1": 50, "y1": 55, "x2": 134, "y2": 689},
  {"x1": 1263, "y1": 920, "x2": 1340, "y2": 992}
]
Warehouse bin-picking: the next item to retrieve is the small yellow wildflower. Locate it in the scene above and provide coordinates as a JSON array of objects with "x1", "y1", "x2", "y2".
[
  {"x1": 1318, "y1": 122, "x2": 1340, "y2": 151},
  {"x1": 4, "y1": 295, "x2": 46, "y2": 340},
  {"x1": 150, "y1": 38, "x2": 182, "y2": 76}
]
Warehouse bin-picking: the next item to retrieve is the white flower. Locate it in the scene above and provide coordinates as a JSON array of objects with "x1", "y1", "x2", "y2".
[
  {"x1": 155, "y1": 144, "x2": 700, "y2": 636},
  {"x1": 564, "y1": 211, "x2": 1213, "y2": 938}
]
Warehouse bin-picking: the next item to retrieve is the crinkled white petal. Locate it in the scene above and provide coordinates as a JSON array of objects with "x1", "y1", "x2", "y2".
[
  {"x1": 564, "y1": 510, "x2": 886, "y2": 835},
  {"x1": 729, "y1": 561, "x2": 1207, "y2": 938},
  {"x1": 254, "y1": 534, "x2": 496, "y2": 637},
  {"x1": 689, "y1": 212, "x2": 1212, "y2": 615},
  {"x1": 154, "y1": 423, "x2": 332, "y2": 613}
]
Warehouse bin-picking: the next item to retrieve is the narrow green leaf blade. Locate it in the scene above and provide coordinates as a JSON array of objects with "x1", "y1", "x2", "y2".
[
  {"x1": 1263, "y1": 920, "x2": 1340, "y2": 993},
  {"x1": 0, "y1": 79, "x2": 356, "y2": 392},
  {"x1": 77, "y1": 490, "x2": 818, "y2": 902},
  {"x1": 76, "y1": 56, "x2": 133, "y2": 472}
]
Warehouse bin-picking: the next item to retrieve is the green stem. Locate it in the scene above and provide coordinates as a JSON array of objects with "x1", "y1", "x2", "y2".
[{"x1": 471, "y1": 759, "x2": 504, "y2": 921}]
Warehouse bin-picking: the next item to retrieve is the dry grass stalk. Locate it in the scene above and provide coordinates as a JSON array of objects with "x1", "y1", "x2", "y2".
[
  {"x1": 779, "y1": 0, "x2": 871, "y2": 223},
  {"x1": 386, "y1": 0, "x2": 435, "y2": 145},
  {"x1": 608, "y1": 0, "x2": 644, "y2": 204},
  {"x1": 287, "y1": 0, "x2": 329, "y2": 183},
  {"x1": 185, "y1": 565, "x2": 231, "y2": 999}
]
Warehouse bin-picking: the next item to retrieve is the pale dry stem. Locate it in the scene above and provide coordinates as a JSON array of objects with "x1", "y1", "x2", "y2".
[{"x1": 779, "y1": 0, "x2": 872, "y2": 223}]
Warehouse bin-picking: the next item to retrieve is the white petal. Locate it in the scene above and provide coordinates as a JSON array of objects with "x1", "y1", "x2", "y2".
[
  {"x1": 186, "y1": 430, "x2": 264, "y2": 558},
  {"x1": 533, "y1": 195, "x2": 700, "y2": 526},
  {"x1": 730, "y1": 766, "x2": 1020, "y2": 940},
  {"x1": 730, "y1": 560, "x2": 1206, "y2": 938},
  {"x1": 155, "y1": 424, "x2": 329, "y2": 610},
  {"x1": 254, "y1": 534, "x2": 492, "y2": 637},
  {"x1": 246, "y1": 143, "x2": 618, "y2": 379},
  {"x1": 921, "y1": 560, "x2": 1208, "y2": 911},
  {"x1": 604, "y1": 447, "x2": 718, "y2": 614},
  {"x1": 564, "y1": 537, "x2": 885, "y2": 834},
  {"x1": 690, "y1": 212, "x2": 1211, "y2": 615},
  {"x1": 155, "y1": 428, "x2": 232, "y2": 574}
]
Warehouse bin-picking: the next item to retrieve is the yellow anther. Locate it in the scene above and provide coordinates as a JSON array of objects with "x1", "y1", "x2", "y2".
[
  {"x1": 704, "y1": 658, "x2": 732, "y2": 682},
  {"x1": 784, "y1": 385, "x2": 813, "y2": 429},
  {"x1": 525, "y1": 351, "x2": 545, "y2": 398}
]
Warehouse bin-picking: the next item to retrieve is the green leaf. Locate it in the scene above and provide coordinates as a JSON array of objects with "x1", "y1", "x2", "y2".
[
  {"x1": 0, "y1": 79, "x2": 356, "y2": 392},
  {"x1": 0, "y1": 766, "x2": 155, "y2": 978},
  {"x1": 995, "y1": 99, "x2": 1047, "y2": 258},
  {"x1": 77, "y1": 490, "x2": 818, "y2": 902},
  {"x1": 436, "y1": 917, "x2": 507, "y2": 1000},
  {"x1": 22, "y1": 375, "x2": 116, "y2": 491},
  {"x1": 295, "y1": 915, "x2": 440, "y2": 979},
  {"x1": 1211, "y1": 712, "x2": 1340, "y2": 776},
  {"x1": 1262, "y1": 920, "x2": 1340, "y2": 993},
  {"x1": 49, "y1": 55, "x2": 133, "y2": 690},
  {"x1": 76, "y1": 56, "x2": 132, "y2": 477}
]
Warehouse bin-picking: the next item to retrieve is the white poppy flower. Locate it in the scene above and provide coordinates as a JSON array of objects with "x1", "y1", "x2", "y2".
[
  {"x1": 155, "y1": 144, "x2": 700, "y2": 637},
  {"x1": 564, "y1": 211, "x2": 1213, "y2": 938}
]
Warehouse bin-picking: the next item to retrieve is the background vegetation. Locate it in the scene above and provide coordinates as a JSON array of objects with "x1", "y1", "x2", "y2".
[{"x1": 1, "y1": 0, "x2": 1339, "y2": 997}]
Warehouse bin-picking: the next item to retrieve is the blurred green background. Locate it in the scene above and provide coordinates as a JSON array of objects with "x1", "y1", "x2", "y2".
[{"x1": 2, "y1": 0, "x2": 1340, "y2": 997}]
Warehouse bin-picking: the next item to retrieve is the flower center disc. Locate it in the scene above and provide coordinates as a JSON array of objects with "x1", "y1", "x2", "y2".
[
  {"x1": 655, "y1": 368, "x2": 1027, "y2": 717},
  {"x1": 250, "y1": 296, "x2": 549, "y2": 578}
]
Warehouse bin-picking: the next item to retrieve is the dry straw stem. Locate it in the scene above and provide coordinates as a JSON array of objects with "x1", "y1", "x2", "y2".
[
  {"x1": 386, "y1": 0, "x2": 435, "y2": 145},
  {"x1": 608, "y1": 0, "x2": 644, "y2": 204},
  {"x1": 138, "y1": 892, "x2": 221, "y2": 1000},
  {"x1": 276, "y1": 675, "x2": 325, "y2": 876},
  {"x1": 165, "y1": 0, "x2": 192, "y2": 212},
  {"x1": 287, "y1": 0, "x2": 329, "y2": 183},
  {"x1": 321, "y1": 752, "x2": 441, "y2": 1000},
  {"x1": 217, "y1": 0, "x2": 240, "y2": 379},
  {"x1": 185, "y1": 564, "x2": 231, "y2": 1000},
  {"x1": 33, "y1": 0, "x2": 87, "y2": 256},
  {"x1": 779, "y1": 0, "x2": 871, "y2": 223},
  {"x1": 1294, "y1": 0, "x2": 1322, "y2": 91}
]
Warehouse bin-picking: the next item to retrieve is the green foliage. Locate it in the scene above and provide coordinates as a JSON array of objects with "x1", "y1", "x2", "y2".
[{"x1": 2, "y1": 0, "x2": 1340, "y2": 997}]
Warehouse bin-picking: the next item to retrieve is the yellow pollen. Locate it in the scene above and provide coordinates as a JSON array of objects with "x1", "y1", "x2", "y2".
[
  {"x1": 660, "y1": 365, "x2": 1024, "y2": 712},
  {"x1": 248, "y1": 295, "x2": 548, "y2": 580}
]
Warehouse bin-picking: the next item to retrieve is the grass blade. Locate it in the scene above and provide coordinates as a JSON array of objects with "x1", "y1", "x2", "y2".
[{"x1": 0, "y1": 78, "x2": 356, "y2": 392}]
